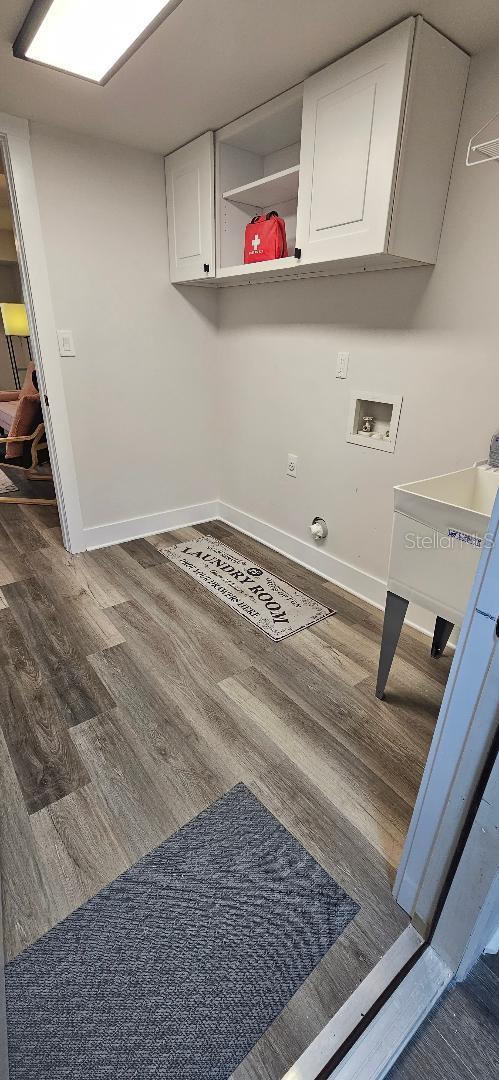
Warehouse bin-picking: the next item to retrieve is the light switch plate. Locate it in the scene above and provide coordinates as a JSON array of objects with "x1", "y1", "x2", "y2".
[
  {"x1": 336, "y1": 351, "x2": 349, "y2": 379},
  {"x1": 57, "y1": 329, "x2": 75, "y2": 357}
]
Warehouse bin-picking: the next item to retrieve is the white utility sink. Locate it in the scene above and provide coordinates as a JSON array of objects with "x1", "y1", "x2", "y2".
[
  {"x1": 376, "y1": 462, "x2": 499, "y2": 699},
  {"x1": 394, "y1": 463, "x2": 499, "y2": 539},
  {"x1": 388, "y1": 463, "x2": 499, "y2": 626}
]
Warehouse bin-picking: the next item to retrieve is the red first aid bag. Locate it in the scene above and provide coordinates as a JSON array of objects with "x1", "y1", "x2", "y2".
[{"x1": 244, "y1": 211, "x2": 288, "y2": 263}]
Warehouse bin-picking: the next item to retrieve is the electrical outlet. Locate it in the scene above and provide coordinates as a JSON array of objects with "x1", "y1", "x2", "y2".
[
  {"x1": 336, "y1": 351, "x2": 349, "y2": 379},
  {"x1": 286, "y1": 453, "x2": 298, "y2": 478}
]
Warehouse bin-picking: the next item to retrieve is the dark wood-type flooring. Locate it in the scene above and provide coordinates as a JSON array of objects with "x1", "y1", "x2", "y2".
[
  {"x1": 0, "y1": 462, "x2": 56, "y2": 504},
  {"x1": 0, "y1": 505, "x2": 452, "y2": 1078},
  {"x1": 388, "y1": 958, "x2": 499, "y2": 1080}
]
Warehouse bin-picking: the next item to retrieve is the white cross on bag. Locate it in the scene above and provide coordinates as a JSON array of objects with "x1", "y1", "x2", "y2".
[{"x1": 252, "y1": 234, "x2": 261, "y2": 251}]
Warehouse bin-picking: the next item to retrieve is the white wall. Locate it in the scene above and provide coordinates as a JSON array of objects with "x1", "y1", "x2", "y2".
[
  {"x1": 29, "y1": 124, "x2": 218, "y2": 541},
  {"x1": 217, "y1": 42, "x2": 499, "y2": 628}
]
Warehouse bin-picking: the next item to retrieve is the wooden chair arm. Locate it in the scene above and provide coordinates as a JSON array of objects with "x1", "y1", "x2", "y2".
[
  {"x1": 0, "y1": 423, "x2": 45, "y2": 446},
  {"x1": 0, "y1": 423, "x2": 48, "y2": 472},
  {"x1": 0, "y1": 435, "x2": 37, "y2": 445}
]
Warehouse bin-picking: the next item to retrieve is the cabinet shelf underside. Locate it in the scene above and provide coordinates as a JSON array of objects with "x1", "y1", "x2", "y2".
[{"x1": 222, "y1": 165, "x2": 300, "y2": 208}]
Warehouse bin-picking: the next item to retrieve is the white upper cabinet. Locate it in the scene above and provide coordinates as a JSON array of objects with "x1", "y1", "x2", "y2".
[
  {"x1": 164, "y1": 132, "x2": 215, "y2": 283},
  {"x1": 164, "y1": 18, "x2": 469, "y2": 286},
  {"x1": 385, "y1": 19, "x2": 470, "y2": 264},
  {"x1": 296, "y1": 20, "x2": 414, "y2": 264}
]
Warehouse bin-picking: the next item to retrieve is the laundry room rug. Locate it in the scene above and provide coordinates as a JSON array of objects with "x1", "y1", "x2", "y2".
[
  {"x1": 5, "y1": 784, "x2": 359, "y2": 1080},
  {"x1": 162, "y1": 534, "x2": 336, "y2": 640}
]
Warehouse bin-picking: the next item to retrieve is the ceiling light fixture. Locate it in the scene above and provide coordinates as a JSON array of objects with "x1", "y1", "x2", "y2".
[{"x1": 13, "y1": 0, "x2": 184, "y2": 84}]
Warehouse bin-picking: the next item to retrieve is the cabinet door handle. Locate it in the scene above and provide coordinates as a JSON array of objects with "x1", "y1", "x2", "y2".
[
  {"x1": 203, "y1": 263, "x2": 210, "y2": 273},
  {"x1": 294, "y1": 248, "x2": 302, "y2": 260}
]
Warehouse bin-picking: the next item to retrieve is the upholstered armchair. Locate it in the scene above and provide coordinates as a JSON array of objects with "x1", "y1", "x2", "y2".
[{"x1": 0, "y1": 363, "x2": 53, "y2": 500}]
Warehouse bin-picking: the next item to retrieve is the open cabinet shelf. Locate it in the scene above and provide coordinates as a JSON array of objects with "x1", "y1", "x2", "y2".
[
  {"x1": 215, "y1": 85, "x2": 303, "y2": 274},
  {"x1": 222, "y1": 165, "x2": 300, "y2": 208}
]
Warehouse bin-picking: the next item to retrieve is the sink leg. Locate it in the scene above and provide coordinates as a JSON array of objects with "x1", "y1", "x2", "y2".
[
  {"x1": 431, "y1": 616, "x2": 454, "y2": 658},
  {"x1": 376, "y1": 591, "x2": 409, "y2": 699}
]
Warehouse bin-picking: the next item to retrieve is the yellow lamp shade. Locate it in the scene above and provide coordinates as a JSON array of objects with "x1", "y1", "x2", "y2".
[{"x1": 0, "y1": 302, "x2": 30, "y2": 337}]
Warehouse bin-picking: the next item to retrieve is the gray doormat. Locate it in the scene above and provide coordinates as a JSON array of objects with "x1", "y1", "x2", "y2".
[
  {"x1": 162, "y1": 535, "x2": 336, "y2": 640},
  {"x1": 6, "y1": 784, "x2": 359, "y2": 1080}
]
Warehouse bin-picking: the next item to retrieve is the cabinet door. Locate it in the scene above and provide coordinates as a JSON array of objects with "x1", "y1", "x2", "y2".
[
  {"x1": 164, "y1": 132, "x2": 215, "y2": 283},
  {"x1": 296, "y1": 19, "x2": 414, "y2": 264}
]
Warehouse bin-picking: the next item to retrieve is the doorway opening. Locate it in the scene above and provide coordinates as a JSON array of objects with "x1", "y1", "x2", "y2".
[{"x1": 0, "y1": 143, "x2": 59, "y2": 523}]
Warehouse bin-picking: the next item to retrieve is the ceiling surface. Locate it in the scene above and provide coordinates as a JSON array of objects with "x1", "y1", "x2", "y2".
[{"x1": 1, "y1": 0, "x2": 499, "y2": 155}]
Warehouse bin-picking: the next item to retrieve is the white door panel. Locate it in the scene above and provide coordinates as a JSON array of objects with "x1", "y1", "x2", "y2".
[
  {"x1": 310, "y1": 82, "x2": 375, "y2": 233},
  {"x1": 172, "y1": 167, "x2": 203, "y2": 260},
  {"x1": 297, "y1": 19, "x2": 414, "y2": 263},
  {"x1": 165, "y1": 132, "x2": 215, "y2": 283}
]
